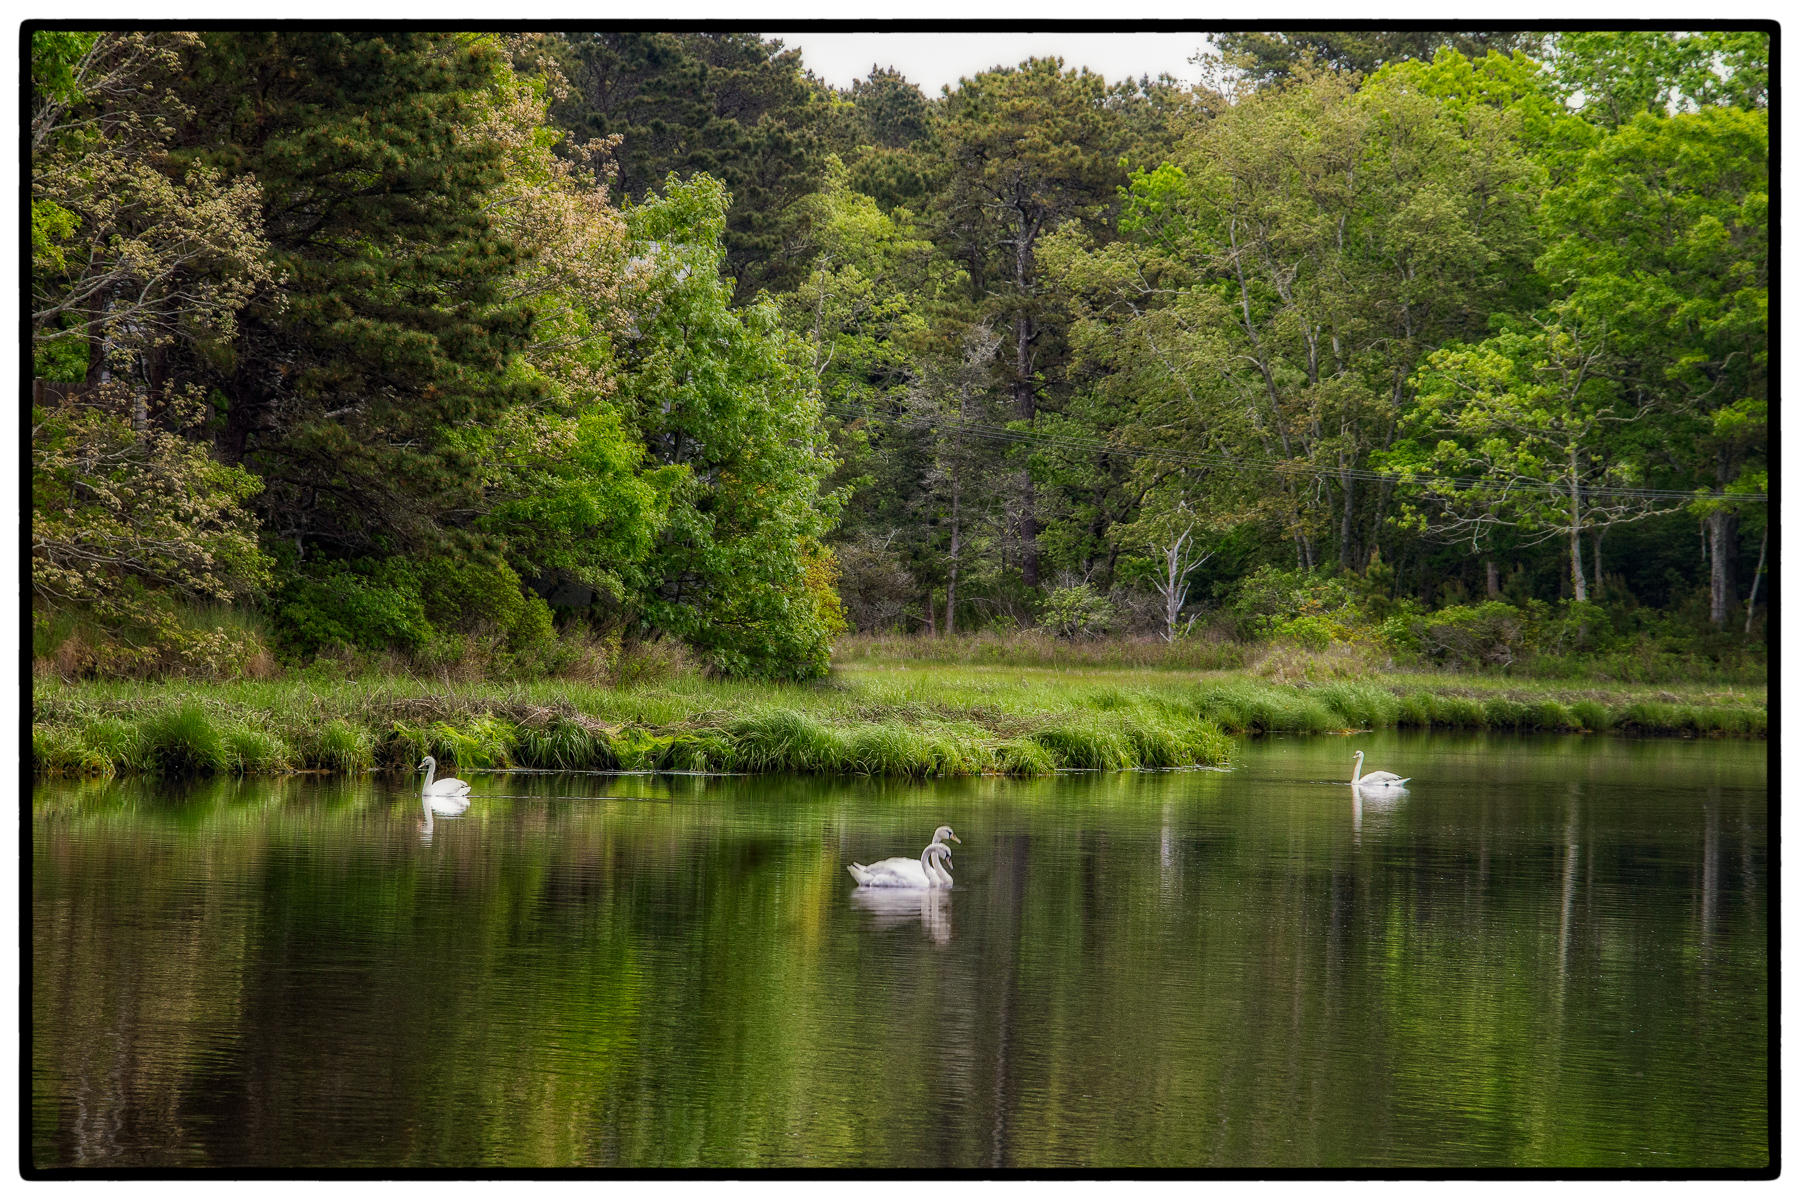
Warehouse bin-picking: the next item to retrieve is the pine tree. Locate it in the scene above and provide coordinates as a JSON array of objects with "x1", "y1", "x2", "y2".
[{"x1": 172, "y1": 31, "x2": 536, "y2": 559}]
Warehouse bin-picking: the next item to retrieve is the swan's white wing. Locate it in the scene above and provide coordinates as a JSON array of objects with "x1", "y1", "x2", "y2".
[
  {"x1": 427, "y1": 777, "x2": 471, "y2": 798},
  {"x1": 1359, "y1": 771, "x2": 1410, "y2": 786},
  {"x1": 847, "y1": 855, "x2": 931, "y2": 888}
]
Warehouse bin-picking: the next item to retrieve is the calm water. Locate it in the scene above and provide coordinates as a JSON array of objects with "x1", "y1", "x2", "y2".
[{"x1": 31, "y1": 732, "x2": 1769, "y2": 1171}]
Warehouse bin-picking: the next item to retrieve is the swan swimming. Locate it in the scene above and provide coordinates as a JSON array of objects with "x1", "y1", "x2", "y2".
[
  {"x1": 1351, "y1": 749, "x2": 1410, "y2": 788},
  {"x1": 419, "y1": 755, "x2": 472, "y2": 815},
  {"x1": 847, "y1": 837, "x2": 957, "y2": 888}
]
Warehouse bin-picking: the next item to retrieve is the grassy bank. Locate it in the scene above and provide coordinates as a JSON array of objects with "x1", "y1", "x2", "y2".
[
  {"x1": 32, "y1": 660, "x2": 1764, "y2": 780},
  {"x1": 30, "y1": 669, "x2": 1232, "y2": 780}
]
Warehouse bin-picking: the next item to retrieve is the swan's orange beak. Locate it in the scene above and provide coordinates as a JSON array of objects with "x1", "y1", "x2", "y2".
[{"x1": 950, "y1": 833, "x2": 962, "y2": 843}]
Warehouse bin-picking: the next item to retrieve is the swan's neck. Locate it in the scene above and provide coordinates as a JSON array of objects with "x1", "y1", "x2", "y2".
[
  {"x1": 1351, "y1": 753, "x2": 1362, "y2": 785},
  {"x1": 422, "y1": 761, "x2": 436, "y2": 792},
  {"x1": 921, "y1": 847, "x2": 949, "y2": 887}
]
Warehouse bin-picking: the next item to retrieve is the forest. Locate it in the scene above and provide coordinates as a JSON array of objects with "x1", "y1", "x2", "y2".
[{"x1": 30, "y1": 28, "x2": 1770, "y2": 686}]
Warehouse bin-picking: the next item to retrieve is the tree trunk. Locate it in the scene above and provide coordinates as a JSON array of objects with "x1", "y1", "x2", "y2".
[
  {"x1": 1485, "y1": 558, "x2": 1501, "y2": 599},
  {"x1": 1568, "y1": 447, "x2": 1588, "y2": 603},
  {"x1": 1014, "y1": 348, "x2": 1039, "y2": 587},
  {"x1": 1013, "y1": 211, "x2": 1039, "y2": 588},
  {"x1": 1744, "y1": 523, "x2": 1767, "y2": 634},
  {"x1": 945, "y1": 475, "x2": 962, "y2": 637},
  {"x1": 1338, "y1": 465, "x2": 1354, "y2": 570},
  {"x1": 1706, "y1": 508, "x2": 1739, "y2": 627},
  {"x1": 1162, "y1": 528, "x2": 1188, "y2": 644}
]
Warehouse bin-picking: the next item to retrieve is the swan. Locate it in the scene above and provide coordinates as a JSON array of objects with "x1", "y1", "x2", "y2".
[
  {"x1": 419, "y1": 755, "x2": 472, "y2": 815},
  {"x1": 1351, "y1": 749, "x2": 1410, "y2": 788},
  {"x1": 847, "y1": 841, "x2": 955, "y2": 889}
]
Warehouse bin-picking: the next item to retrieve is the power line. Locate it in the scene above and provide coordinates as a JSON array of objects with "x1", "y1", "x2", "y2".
[{"x1": 820, "y1": 399, "x2": 1770, "y2": 505}]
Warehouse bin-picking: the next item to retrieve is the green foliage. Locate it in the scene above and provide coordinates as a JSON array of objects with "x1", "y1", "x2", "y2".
[
  {"x1": 550, "y1": 31, "x2": 826, "y2": 298},
  {"x1": 138, "y1": 703, "x2": 230, "y2": 777},
  {"x1": 28, "y1": 31, "x2": 1769, "y2": 682},
  {"x1": 620, "y1": 176, "x2": 842, "y2": 680},
  {"x1": 1406, "y1": 602, "x2": 1532, "y2": 669},
  {"x1": 1038, "y1": 584, "x2": 1117, "y2": 640},
  {"x1": 1214, "y1": 30, "x2": 1547, "y2": 89},
  {"x1": 275, "y1": 559, "x2": 433, "y2": 658}
]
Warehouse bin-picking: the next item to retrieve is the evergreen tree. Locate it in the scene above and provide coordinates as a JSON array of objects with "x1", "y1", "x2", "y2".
[
  {"x1": 172, "y1": 31, "x2": 536, "y2": 561},
  {"x1": 551, "y1": 32, "x2": 825, "y2": 299}
]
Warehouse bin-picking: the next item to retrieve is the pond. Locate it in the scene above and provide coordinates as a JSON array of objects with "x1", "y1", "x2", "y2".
[{"x1": 30, "y1": 731, "x2": 1770, "y2": 1172}]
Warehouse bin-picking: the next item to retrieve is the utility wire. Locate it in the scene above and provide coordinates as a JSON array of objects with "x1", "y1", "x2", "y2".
[{"x1": 820, "y1": 399, "x2": 1769, "y2": 505}]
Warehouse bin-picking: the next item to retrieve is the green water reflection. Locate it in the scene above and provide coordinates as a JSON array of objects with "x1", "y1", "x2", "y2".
[{"x1": 31, "y1": 732, "x2": 1769, "y2": 1170}]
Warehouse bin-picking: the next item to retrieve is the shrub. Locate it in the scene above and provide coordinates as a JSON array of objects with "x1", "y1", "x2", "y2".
[
  {"x1": 1229, "y1": 566, "x2": 1364, "y2": 639},
  {"x1": 1408, "y1": 602, "x2": 1530, "y2": 669},
  {"x1": 1038, "y1": 584, "x2": 1118, "y2": 640},
  {"x1": 274, "y1": 557, "x2": 432, "y2": 658}
]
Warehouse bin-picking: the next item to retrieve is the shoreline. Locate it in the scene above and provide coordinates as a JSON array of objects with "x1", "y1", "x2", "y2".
[{"x1": 31, "y1": 665, "x2": 1766, "y2": 781}]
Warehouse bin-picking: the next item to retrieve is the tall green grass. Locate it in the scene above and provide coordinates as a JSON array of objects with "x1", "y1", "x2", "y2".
[{"x1": 29, "y1": 659, "x2": 1764, "y2": 781}]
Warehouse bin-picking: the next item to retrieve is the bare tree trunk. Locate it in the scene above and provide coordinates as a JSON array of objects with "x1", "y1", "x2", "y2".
[
  {"x1": 1568, "y1": 447, "x2": 1588, "y2": 603},
  {"x1": 1744, "y1": 522, "x2": 1767, "y2": 634},
  {"x1": 1485, "y1": 558, "x2": 1501, "y2": 599},
  {"x1": 1161, "y1": 527, "x2": 1188, "y2": 644},
  {"x1": 1706, "y1": 508, "x2": 1739, "y2": 627}
]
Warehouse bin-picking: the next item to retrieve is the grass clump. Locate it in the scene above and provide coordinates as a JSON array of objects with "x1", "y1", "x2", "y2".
[
  {"x1": 514, "y1": 717, "x2": 615, "y2": 770},
  {"x1": 1197, "y1": 683, "x2": 1335, "y2": 735},
  {"x1": 995, "y1": 737, "x2": 1058, "y2": 776},
  {"x1": 1030, "y1": 718, "x2": 1134, "y2": 771},
  {"x1": 729, "y1": 710, "x2": 843, "y2": 773},
  {"x1": 1315, "y1": 681, "x2": 1403, "y2": 729},
  {"x1": 660, "y1": 731, "x2": 734, "y2": 772},
  {"x1": 304, "y1": 719, "x2": 375, "y2": 772},
  {"x1": 33, "y1": 726, "x2": 107, "y2": 777},
  {"x1": 138, "y1": 703, "x2": 229, "y2": 777},
  {"x1": 224, "y1": 724, "x2": 291, "y2": 773},
  {"x1": 1570, "y1": 700, "x2": 1611, "y2": 732}
]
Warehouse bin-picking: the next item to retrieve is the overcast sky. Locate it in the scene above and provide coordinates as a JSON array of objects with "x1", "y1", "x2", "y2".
[{"x1": 765, "y1": 31, "x2": 1220, "y2": 94}]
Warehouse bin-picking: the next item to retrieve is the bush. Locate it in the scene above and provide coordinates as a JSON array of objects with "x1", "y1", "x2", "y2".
[
  {"x1": 274, "y1": 557, "x2": 433, "y2": 658},
  {"x1": 1407, "y1": 602, "x2": 1530, "y2": 669},
  {"x1": 1229, "y1": 566, "x2": 1364, "y2": 639},
  {"x1": 1038, "y1": 584, "x2": 1117, "y2": 640}
]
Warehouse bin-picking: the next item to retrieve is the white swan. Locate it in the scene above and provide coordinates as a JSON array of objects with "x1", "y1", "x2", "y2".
[
  {"x1": 419, "y1": 755, "x2": 472, "y2": 815},
  {"x1": 847, "y1": 841, "x2": 955, "y2": 889},
  {"x1": 1351, "y1": 749, "x2": 1410, "y2": 788}
]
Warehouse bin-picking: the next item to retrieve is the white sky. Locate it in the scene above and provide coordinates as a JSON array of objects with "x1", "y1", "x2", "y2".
[{"x1": 767, "y1": 31, "x2": 1219, "y2": 94}]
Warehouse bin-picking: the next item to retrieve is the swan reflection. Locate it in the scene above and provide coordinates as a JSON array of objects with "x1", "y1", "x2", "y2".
[
  {"x1": 417, "y1": 793, "x2": 469, "y2": 845},
  {"x1": 1351, "y1": 782, "x2": 1405, "y2": 841},
  {"x1": 851, "y1": 886, "x2": 952, "y2": 943}
]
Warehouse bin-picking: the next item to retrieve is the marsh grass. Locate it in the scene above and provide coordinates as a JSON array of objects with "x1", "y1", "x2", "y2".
[{"x1": 29, "y1": 655, "x2": 1762, "y2": 779}]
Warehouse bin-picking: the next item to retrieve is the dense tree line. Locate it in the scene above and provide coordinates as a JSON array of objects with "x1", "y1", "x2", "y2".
[{"x1": 30, "y1": 28, "x2": 1769, "y2": 680}]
